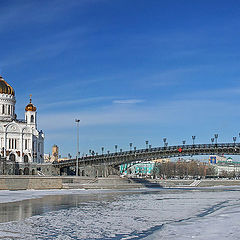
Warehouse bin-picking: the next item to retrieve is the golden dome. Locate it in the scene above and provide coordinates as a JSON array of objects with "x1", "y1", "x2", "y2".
[
  {"x1": 25, "y1": 95, "x2": 37, "y2": 112},
  {"x1": 0, "y1": 75, "x2": 15, "y2": 96}
]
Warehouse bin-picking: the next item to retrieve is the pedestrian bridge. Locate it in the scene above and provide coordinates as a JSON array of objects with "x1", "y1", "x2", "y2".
[{"x1": 53, "y1": 142, "x2": 240, "y2": 169}]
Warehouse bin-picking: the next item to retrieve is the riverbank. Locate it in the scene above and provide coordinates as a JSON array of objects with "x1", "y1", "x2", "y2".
[{"x1": 0, "y1": 176, "x2": 240, "y2": 190}]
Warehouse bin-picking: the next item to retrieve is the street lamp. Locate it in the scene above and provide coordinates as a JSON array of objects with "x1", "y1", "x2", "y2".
[
  {"x1": 120, "y1": 148, "x2": 123, "y2": 153},
  {"x1": 145, "y1": 140, "x2": 149, "y2": 149},
  {"x1": 233, "y1": 136, "x2": 237, "y2": 145},
  {"x1": 75, "y1": 119, "x2": 80, "y2": 176},
  {"x1": 182, "y1": 140, "x2": 186, "y2": 146},
  {"x1": 107, "y1": 150, "x2": 110, "y2": 155},
  {"x1": 129, "y1": 143, "x2": 133, "y2": 151},
  {"x1": 115, "y1": 145, "x2": 118, "y2": 153},
  {"x1": 134, "y1": 146, "x2": 137, "y2": 152},
  {"x1": 192, "y1": 136, "x2": 196, "y2": 145},
  {"x1": 214, "y1": 134, "x2": 218, "y2": 144},
  {"x1": 149, "y1": 144, "x2": 152, "y2": 150},
  {"x1": 101, "y1": 147, "x2": 104, "y2": 155},
  {"x1": 211, "y1": 138, "x2": 214, "y2": 144}
]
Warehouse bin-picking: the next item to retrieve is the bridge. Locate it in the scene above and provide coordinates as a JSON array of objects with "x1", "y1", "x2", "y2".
[{"x1": 53, "y1": 143, "x2": 240, "y2": 176}]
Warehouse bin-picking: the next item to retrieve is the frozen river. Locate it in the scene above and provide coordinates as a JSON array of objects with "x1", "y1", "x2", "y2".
[{"x1": 0, "y1": 187, "x2": 239, "y2": 239}]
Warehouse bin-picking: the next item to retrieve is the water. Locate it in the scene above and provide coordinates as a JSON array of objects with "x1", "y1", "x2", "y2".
[{"x1": 0, "y1": 188, "x2": 239, "y2": 239}]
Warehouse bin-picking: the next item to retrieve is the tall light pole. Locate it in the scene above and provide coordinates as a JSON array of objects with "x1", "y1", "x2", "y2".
[
  {"x1": 233, "y1": 136, "x2": 237, "y2": 145},
  {"x1": 211, "y1": 138, "x2": 214, "y2": 145},
  {"x1": 182, "y1": 140, "x2": 186, "y2": 146},
  {"x1": 75, "y1": 119, "x2": 80, "y2": 176},
  {"x1": 115, "y1": 145, "x2": 118, "y2": 153}
]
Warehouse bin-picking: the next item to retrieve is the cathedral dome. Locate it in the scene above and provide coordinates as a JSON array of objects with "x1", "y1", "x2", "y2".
[
  {"x1": 0, "y1": 75, "x2": 15, "y2": 96},
  {"x1": 25, "y1": 95, "x2": 37, "y2": 112}
]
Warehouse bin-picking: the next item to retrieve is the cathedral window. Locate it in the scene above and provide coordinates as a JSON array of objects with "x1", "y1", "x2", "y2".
[
  {"x1": 31, "y1": 115, "x2": 34, "y2": 123},
  {"x1": 8, "y1": 105, "x2": 10, "y2": 115},
  {"x1": 25, "y1": 139, "x2": 28, "y2": 150},
  {"x1": 8, "y1": 138, "x2": 18, "y2": 149},
  {"x1": 2, "y1": 105, "x2": 4, "y2": 114}
]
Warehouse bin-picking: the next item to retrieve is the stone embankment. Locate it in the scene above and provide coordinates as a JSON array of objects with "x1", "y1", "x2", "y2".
[{"x1": 0, "y1": 176, "x2": 240, "y2": 190}]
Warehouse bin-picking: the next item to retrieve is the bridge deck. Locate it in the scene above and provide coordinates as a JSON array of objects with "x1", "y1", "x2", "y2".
[{"x1": 53, "y1": 143, "x2": 240, "y2": 168}]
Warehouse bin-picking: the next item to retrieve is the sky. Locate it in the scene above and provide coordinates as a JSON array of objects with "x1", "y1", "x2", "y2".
[{"x1": 0, "y1": 0, "x2": 240, "y2": 157}]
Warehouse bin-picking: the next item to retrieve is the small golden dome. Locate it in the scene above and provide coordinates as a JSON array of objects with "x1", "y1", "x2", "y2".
[
  {"x1": 25, "y1": 95, "x2": 37, "y2": 112},
  {"x1": 0, "y1": 75, "x2": 15, "y2": 96}
]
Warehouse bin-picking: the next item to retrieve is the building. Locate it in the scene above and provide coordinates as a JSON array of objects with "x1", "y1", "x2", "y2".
[
  {"x1": 120, "y1": 161, "x2": 155, "y2": 176},
  {"x1": 51, "y1": 144, "x2": 59, "y2": 162},
  {"x1": 0, "y1": 75, "x2": 44, "y2": 163},
  {"x1": 209, "y1": 155, "x2": 227, "y2": 164}
]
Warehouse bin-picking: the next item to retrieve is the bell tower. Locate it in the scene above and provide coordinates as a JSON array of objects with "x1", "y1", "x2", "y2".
[{"x1": 25, "y1": 94, "x2": 37, "y2": 128}]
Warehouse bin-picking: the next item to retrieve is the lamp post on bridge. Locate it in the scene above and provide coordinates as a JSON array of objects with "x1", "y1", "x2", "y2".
[
  {"x1": 75, "y1": 119, "x2": 80, "y2": 177},
  {"x1": 163, "y1": 138, "x2": 167, "y2": 147},
  {"x1": 211, "y1": 138, "x2": 214, "y2": 145},
  {"x1": 129, "y1": 143, "x2": 133, "y2": 151},
  {"x1": 115, "y1": 145, "x2": 118, "y2": 153},
  {"x1": 214, "y1": 134, "x2": 218, "y2": 145},
  {"x1": 182, "y1": 140, "x2": 186, "y2": 147},
  {"x1": 192, "y1": 136, "x2": 196, "y2": 145},
  {"x1": 101, "y1": 147, "x2": 104, "y2": 155},
  {"x1": 145, "y1": 141, "x2": 149, "y2": 149},
  {"x1": 233, "y1": 136, "x2": 237, "y2": 145}
]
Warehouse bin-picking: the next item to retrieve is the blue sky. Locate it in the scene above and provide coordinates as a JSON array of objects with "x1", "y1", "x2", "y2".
[{"x1": 0, "y1": 0, "x2": 240, "y2": 157}]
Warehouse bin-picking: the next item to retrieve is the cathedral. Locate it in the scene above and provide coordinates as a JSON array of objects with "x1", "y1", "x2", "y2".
[{"x1": 0, "y1": 75, "x2": 44, "y2": 163}]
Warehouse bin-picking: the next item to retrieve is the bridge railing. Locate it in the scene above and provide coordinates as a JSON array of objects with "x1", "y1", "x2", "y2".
[{"x1": 55, "y1": 142, "x2": 240, "y2": 166}]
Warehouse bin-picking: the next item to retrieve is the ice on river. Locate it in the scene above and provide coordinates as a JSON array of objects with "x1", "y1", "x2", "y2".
[{"x1": 0, "y1": 188, "x2": 239, "y2": 239}]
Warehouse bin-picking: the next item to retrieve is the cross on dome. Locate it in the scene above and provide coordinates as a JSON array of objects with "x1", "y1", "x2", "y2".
[{"x1": 25, "y1": 94, "x2": 36, "y2": 112}]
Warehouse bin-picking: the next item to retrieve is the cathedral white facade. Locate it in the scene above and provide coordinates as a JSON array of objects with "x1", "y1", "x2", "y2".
[{"x1": 0, "y1": 75, "x2": 44, "y2": 163}]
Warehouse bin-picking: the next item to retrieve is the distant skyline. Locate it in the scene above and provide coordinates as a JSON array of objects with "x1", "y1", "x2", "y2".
[{"x1": 0, "y1": 0, "x2": 240, "y2": 157}]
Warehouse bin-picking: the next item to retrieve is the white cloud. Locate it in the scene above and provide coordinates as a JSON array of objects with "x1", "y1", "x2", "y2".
[{"x1": 113, "y1": 99, "x2": 145, "y2": 104}]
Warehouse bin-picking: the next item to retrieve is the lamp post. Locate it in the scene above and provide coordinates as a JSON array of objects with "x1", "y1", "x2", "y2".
[
  {"x1": 145, "y1": 141, "x2": 149, "y2": 149},
  {"x1": 214, "y1": 134, "x2": 218, "y2": 145},
  {"x1": 163, "y1": 138, "x2": 167, "y2": 147},
  {"x1": 211, "y1": 138, "x2": 214, "y2": 144},
  {"x1": 75, "y1": 119, "x2": 80, "y2": 176},
  {"x1": 129, "y1": 143, "x2": 133, "y2": 151},
  {"x1": 182, "y1": 140, "x2": 186, "y2": 146},
  {"x1": 192, "y1": 136, "x2": 196, "y2": 145},
  {"x1": 115, "y1": 145, "x2": 118, "y2": 153},
  {"x1": 134, "y1": 146, "x2": 137, "y2": 152},
  {"x1": 233, "y1": 136, "x2": 237, "y2": 145},
  {"x1": 101, "y1": 147, "x2": 104, "y2": 155}
]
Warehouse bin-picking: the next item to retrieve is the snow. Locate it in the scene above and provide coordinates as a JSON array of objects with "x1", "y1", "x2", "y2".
[{"x1": 0, "y1": 188, "x2": 239, "y2": 239}]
